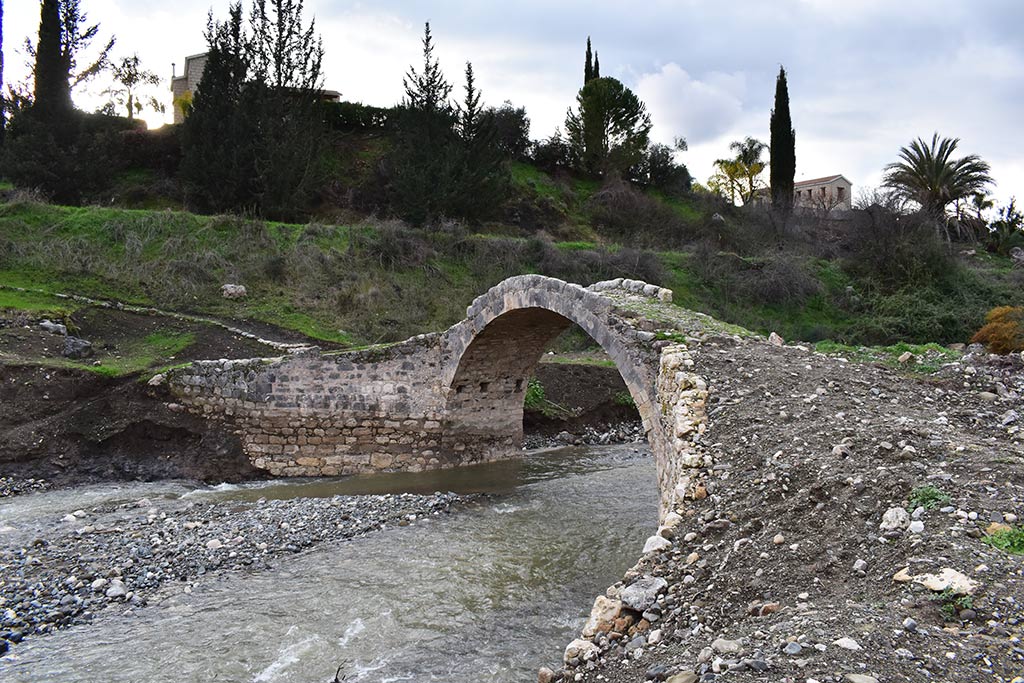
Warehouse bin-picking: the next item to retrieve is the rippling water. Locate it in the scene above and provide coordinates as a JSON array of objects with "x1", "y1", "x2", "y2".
[{"x1": 2, "y1": 445, "x2": 658, "y2": 682}]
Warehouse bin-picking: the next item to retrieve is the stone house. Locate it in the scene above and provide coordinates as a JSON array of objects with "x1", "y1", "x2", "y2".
[
  {"x1": 170, "y1": 52, "x2": 342, "y2": 124},
  {"x1": 793, "y1": 174, "x2": 853, "y2": 211},
  {"x1": 170, "y1": 53, "x2": 209, "y2": 124}
]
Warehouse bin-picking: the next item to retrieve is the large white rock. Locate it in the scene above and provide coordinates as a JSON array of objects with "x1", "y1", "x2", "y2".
[
  {"x1": 221, "y1": 284, "x2": 247, "y2": 299},
  {"x1": 879, "y1": 507, "x2": 910, "y2": 531},
  {"x1": 563, "y1": 638, "x2": 599, "y2": 663},
  {"x1": 582, "y1": 596, "x2": 622, "y2": 637},
  {"x1": 643, "y1": 534, "x2": 672, "y2": 554}
]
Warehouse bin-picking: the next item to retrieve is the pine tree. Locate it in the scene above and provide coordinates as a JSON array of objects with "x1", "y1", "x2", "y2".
[
  {"x1": 769, "y1": 65, "x2": 795, "y2": 211},
  {"x1": 458, "y1": 62, "x2": 481, "y2": 141},
  {"x1": 34, "y1": 0, "x2": 71, "y2": 119},
  {"x1": 403, "y1": 22, "x2": 452, "y2": 114},
  {"x1": 584, "y1": 37, "x2": 593, "y2": 85}
]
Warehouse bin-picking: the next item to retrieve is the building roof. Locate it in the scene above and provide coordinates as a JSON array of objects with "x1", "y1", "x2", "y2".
[{"x1": 794, "y1": 174, "x2": 851, "y2": 187}]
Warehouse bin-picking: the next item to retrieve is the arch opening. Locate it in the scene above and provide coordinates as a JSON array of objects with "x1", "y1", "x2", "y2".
[{"x1": 441, "y1": 306, "x2": 656, "y2": 464}]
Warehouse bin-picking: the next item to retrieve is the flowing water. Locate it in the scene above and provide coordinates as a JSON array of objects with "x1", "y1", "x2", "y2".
[{"x1": 2, "y1": 445, "x2": 658, "y2": 682}]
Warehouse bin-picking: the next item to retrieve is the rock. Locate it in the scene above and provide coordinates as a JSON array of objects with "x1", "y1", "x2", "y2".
[
  {"x1": 563, "y1": 638, "x2": 599, "y2": 663},
  {"x1": 148, "y1": 373, "x2": 167, "y2": 387},
  {"x1": 832, "y1": 443, "x2": 853, "y2": 457},
  {"x1": 853, "y1": 559, "x2": 867, "y2": 572},
  {"x1": 910, "y1": 567, "x2": 979, "y2": 595},
  {"x1": 666, "y1": 673, "x2": 698, "y2": 683},
  {"x1": 987, "y1": 522, "x2": 1012, "y2": 535},
  {"x1": 62, "y1": 336, "x2": 93, "y2": 359},
  {"x1": 903, "y1": 617, "x2": 917, "y2": 632},
  {"x1": 205, "y1": 539, "x2": 223, "y2": 550},
  {"x1": 90, "y1": 578, "x2": 108, "y2": 592},
  {"x1": 582, "y1": 595, "x2": 622, "y2": 637},
  {"x1": 643, "y1": 535, "x2": 672, "y2": 554},
  {"x1": 711, "y1": 638, "x2": 743, "y2": 655},
  {"x1": 978, "y1": 391, "x2": 999, "y2": 402},
  {"x1": 845, "y1": 676, "x2": 879, "y2": 683},
  {"x1": 221, "y1": 284, "x2": 247, "y2": 299},
  {"x1": 833, "y1": 637, "x2": 862, "y2": 650},
  {"x1": 645, "y1": 663, "x2": 669, "y2": 680},
  {"x1": 1000, "y1": 410, "x2": 1020, "y2": 425},
  {"x1": 620, "y1": 576, "x2": 668, "y2": 612},
  {"x1": 647, "y1": 628, "x2": 662, "y2": 644},
  {"x1": 537, "y1": 667, "x2": 555, "y2": 683},
  {"x1": 768, "y1": 332, "x2": 785, "y2": 347},
  {"x1": 772, "y1": 533, "x2": 785, "y2": 545},
  {"x1": 105, "y1": 579, "x2": 127, "y2": 598},
  {"x1": 783, "y1": 641, "x2": 802, "y2": 655},
  {"x1": 880, "y1": 507, "x2": 910, "y2": 531},
  {"x1": 908, "y1": 520, "x2": 925, "y2": 534},
  {"x1": 898, "y1": 351, "x2": 914, "y2": 364},
  {"x1": 39, "y1": 319, "x2": 67, "y2": 335}
]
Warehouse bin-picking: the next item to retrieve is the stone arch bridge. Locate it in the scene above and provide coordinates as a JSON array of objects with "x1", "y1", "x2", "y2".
[{"x1": 168, "y1": 275, "x2": 715, "y2": 516}]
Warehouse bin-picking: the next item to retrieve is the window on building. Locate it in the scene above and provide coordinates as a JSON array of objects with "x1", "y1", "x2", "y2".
[{"x1": 837, "y1": 187, "x2": 845, "y2": 201}]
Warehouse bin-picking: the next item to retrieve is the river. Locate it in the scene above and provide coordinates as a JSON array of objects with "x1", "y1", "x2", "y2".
[{"x1": 1, "y1": 445, "x2": 658, "y2": 682}]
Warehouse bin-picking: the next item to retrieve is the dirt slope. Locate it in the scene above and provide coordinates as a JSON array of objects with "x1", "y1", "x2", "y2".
[{"x1": 555, "y1": 335, "x2": 1024, "y2": 683}]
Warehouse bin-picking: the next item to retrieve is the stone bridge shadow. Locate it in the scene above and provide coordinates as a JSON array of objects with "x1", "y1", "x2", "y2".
[{"x1": 168, "y1": 275, "x2": 720, "y2": 517}]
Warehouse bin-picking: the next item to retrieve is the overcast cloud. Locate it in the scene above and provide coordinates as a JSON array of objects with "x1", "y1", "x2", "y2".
[{"x1": 4, "y1": 0, "x2": 1023, "y2": 204}]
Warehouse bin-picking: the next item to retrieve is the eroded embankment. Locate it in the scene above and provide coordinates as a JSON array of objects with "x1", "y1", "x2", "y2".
[{"x1": 547, "y1": 337, "x2": 1024, "y2": 683}]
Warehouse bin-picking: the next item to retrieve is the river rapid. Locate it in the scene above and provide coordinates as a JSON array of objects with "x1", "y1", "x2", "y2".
[{"x1": 1, "y1": 445, "x2": 658, "y2": 682}]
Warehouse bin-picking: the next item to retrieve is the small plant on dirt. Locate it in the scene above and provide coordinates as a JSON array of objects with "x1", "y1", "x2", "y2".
[
  {"x1": 524, "y1": 378, "x2": 546, "y2": 410},
  {"x1": 907, "y1": 485, "x2": 951, "y2": 512},
  {"x1": 933, "y1": 589, "x2": 974, "y2": 620},
  {"x1": 983, "y1": 525, "x2": 1024, "y2": 555},
  {"x1": 612, "y1": 390, "x2": 636, "y2": 408}
]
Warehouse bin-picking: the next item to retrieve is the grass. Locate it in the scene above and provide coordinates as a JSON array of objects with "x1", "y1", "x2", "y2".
[
  {"x1": 906, "y1": 485, "x2": 952, "y2": 512},
  {"x1": 815, "y1": 341, "x2": 961, "y2": 374},
  {"x1": 0, "y1": 288, "x2": 78, "y2": 314},
  {"x1": 983, "y1": 526, "x2": 1024, "y2": 555},
  {"x1": 933, "y1": 588, "x2": 974, "y2": 620}
]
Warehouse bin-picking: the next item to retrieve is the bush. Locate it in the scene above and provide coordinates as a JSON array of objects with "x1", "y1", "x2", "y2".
[
  {"x1": 587, "y1": 180, "x2": 695, "y2": 247},
  {"x1": 971, "y1": 306, "x2": 1024, "y2": 354},
  {"x1": 845, "y1": 206, "x2": 955, "y2": 289}
]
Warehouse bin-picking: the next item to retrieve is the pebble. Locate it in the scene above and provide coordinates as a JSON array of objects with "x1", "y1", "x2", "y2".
[
  {"x1": 903, "y1": 617, "x2": 917, "y2": 632},
  {"x1": 783, "y1": 641, "x2": 803, "y2": 655},
  {"x1": 833, "y1": 636, "x2": 861, "y2": 650},
  {"x1": 772, "y1": 534, "x2": 786, "y2": 545}
]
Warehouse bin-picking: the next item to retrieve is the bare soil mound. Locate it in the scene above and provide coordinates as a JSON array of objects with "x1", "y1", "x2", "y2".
[{"x1": 558, "y1": 336, "x2": 1024, "y2": 683}]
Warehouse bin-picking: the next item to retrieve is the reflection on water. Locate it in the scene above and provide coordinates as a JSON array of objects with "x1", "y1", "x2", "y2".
[{"x1": 1, "y1": 445, "x2": 658, "y2": 683}]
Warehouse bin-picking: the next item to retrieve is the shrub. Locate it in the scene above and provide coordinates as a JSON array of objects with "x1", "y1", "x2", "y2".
[
  {"x1": 983, "y1": 526, "x2": 1024, "y2": 555},
  {"x1": 971, "y1": 306, "x2": 1024, "y2": 354},
  {"x1": 586, "y1": 180, "x2": 694, "y2": 247},
  {"x1": 907, "y1": 485, "x2": 951, "y2": 512},
  {"x1": 845, "y1": 206, "x2": 955, "y2": 289}
]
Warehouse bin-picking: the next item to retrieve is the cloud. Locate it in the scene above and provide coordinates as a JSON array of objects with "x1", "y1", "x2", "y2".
[{"x1": 634, "y1": 63, "x2": 746, "y2": 145}]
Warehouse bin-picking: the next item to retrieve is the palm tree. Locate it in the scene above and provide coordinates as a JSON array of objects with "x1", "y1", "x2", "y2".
[
  {"x1": 971, "y1": 192, "x2": 994, "y2": 220},
  {"x1": 714, "y1": 137, "x2": 768, "y2": 204},
  {"x1": 882, "y1": 133, "x2": 993, "y2": 239}
]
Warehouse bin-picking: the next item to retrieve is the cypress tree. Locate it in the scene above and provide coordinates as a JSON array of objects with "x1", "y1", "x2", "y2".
[
  {"x1": 584, "y1": 37, "x2": 593, "y2": 85},
  {"x1": 769, "y1": 65, "x2": 795, "y2": 211},
  {"x1": 0, "y1": 0, "x2": 5, "y2": 147},
  {"x1": 593, "y1": 52, "x2": 600, "y2": 79},
  {"x1": 34, "y1": 0, "x2": 72, "y2": 120}
]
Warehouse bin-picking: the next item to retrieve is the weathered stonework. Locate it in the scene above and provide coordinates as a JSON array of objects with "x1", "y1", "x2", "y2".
[{"x1": 167, "y1": 274, "x2": 712, "y2": 517}]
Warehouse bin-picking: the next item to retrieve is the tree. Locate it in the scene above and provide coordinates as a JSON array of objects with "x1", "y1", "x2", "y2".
[
  {"x1": 565, "y1": 76, "x2": 651, "y2": 177},
  {"x1": 457, "y1": 61, "x2": 481, "y2": 141},
  {"x1": 882, "y1": 133, "x2": 993, "y2": 239},
  {"x1": 103, "y1": 54, "x2": 163, "y2": 119},
  {"x1": 1, "y1": 0, "x2": 6, "y2": 147},
  {"x1": 481, "y1": 101, "x2": 530, "y2": 160},
  {"x1": 584, "y1": 37, "x2": 593, "y2": 85},
  {"x1": 389, "y1": 23, "x2": 507, "y2": 224},
  {"x1": 181, "y1": 0, "x2": 326, "y2": 218},
  {"x1": 29, "y1": 0, "x2": 114, "y2": 122},
  {"x1": 402, "y1": 22, "x2": 452, "y2": 114},
  {"x1": 769, "y1": 66, "x2": 795, "y2": 211},
  {"x1": 33, "y1": 0, "x2": 70, "y2": 119},
  {"x1": 593, "y1": 52, "x2": 600, "y2": 79},
  {"x1": 714, "y1": 137, "x2": 767, "y2": 204}
]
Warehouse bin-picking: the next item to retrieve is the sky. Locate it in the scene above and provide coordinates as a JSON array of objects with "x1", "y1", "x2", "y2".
[{"x1": 4, "y1": 0, "x2": 1023, "y2": 207}]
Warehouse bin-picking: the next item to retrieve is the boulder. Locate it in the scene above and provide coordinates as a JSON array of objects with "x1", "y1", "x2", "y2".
[
  {"x1": 563, "y1": 638, "x2": 599, "y2": 663},
  {"x1": 879, "y1": 507, "x2": 910, "y2": 531},
  {"x1": 39, "y1": 319, "x2": 67, "y2": 336},
  {"x1": 620, "y1": 575, "x2": 667, "y2": 612},
  {"x1": 582, "y1": 595, "x2": 622, "y2": 637},
  {"x1": 221, "y1": 284, "x2": 248, "y2": 299},
  {"x1": 62, "y1": 336, "x2": 93, "y2": 359}
]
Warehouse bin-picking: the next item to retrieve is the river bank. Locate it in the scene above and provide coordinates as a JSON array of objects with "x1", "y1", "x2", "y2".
[{"x1": 0, "y1": 481, "x2": 466, "y2": 655}]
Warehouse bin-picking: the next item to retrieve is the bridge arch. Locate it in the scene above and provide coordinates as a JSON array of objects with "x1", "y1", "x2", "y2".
[{"x1": 438, "y1": 275, "x2": 674, "y2": 511}]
